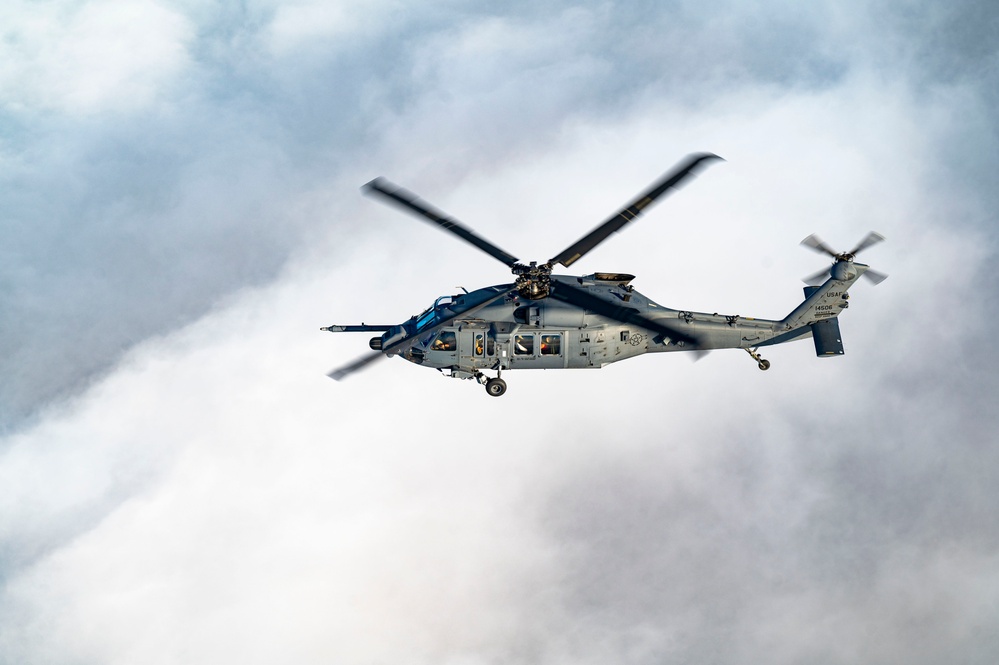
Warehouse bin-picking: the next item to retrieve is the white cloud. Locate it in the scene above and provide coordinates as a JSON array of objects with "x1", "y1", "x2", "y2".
[
  {"x1": 0, "y1": 0, "x2": 193, "y2": 114},
  {"x1": 3, "y1": 66, "x2": 997, "y2": 661},
  {"x1": 3, "y1": 2, "x2": 999, "y2": 663},
  {"x1": 264, "y1": 0, "x2": 402, "y2": 56}
]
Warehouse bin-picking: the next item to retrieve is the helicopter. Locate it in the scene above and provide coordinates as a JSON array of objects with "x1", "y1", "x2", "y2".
[{"x1": 323, "y1": 153, "x2": 886, "y2": 397}]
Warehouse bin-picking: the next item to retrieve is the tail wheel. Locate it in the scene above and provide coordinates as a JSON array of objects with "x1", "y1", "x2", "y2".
[
  {"x1": 485, "y1": 378, "x2": 507, "y2": 397},
  {"x1": 758, "y1": 360, "x2": 771, "y2": 371}
]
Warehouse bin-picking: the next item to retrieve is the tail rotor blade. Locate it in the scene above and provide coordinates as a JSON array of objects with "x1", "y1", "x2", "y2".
[
  {"x1": 848, "y1": 231, "x2": 885, "y2": 256},
  {"x1": 862, "y1": 267, "x2": 889, "y2": 285},
  {"x1": 800, "y1": 233, "x2": 838, "y2": 258},
  {"x1": 802, "y1": 267, "x2": 832, "y2": 285}
]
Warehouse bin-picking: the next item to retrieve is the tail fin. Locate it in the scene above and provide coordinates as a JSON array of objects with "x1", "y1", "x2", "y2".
[
  {"x1": 778, "y1": 266, "x2": 870, "y2": 356},
  {"x1": 780, "y1": 265, "x2": 869, "y2": 330}
]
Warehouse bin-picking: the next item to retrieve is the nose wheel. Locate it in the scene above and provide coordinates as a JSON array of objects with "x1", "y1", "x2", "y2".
[{"x1": 745, "y1": 347, "x2": 771, "y2": 371}]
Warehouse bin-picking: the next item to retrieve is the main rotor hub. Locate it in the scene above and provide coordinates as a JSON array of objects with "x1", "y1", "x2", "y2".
[{"x1": 512, "y1": 261, "x2": 553, "y2": 300}]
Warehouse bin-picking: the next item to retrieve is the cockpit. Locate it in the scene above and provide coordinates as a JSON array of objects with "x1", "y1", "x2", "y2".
[
  {"x1": 434, "y1": 295, "x2": 455, "y2": 309},
  {"x1": 430, "y1": 330, "x2": 457, "y2": 351},
  {"x1": 413, "y1": 295, "x2": 457, "y2": 332},
  {"x1": 415, "y1": 296, "x2": 455, "y2": 333}
]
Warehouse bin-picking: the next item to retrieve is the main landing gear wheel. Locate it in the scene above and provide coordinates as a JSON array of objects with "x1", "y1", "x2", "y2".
[
  {"x1": 485, "y1": 378, "x2": 507, "y2": 397},
  {"x1": 745, "y1": 347, "x2": 770, "y2": 371}
]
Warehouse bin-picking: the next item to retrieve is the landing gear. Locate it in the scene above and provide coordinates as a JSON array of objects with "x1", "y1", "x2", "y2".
[
  {"x1": 485, "y1": 377, "x2": 507, "y2": 397},
  {"x1": 472, "y1": 368, "x2": 508, "y2": 396},
  {"x1": 745, "y1": 347, "x2": 771, "y2": 371}
]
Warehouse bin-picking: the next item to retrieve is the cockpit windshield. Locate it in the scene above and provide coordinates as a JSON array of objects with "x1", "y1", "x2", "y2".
[
  {"x1": 415, "y1": 306, "x2": 436, "y2": 331},
  {"x1": 413, "y1": 296, "x2": 457, "y2": 332}
]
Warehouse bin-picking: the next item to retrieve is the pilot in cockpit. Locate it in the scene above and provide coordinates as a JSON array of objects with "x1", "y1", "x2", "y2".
[{"x1": 431, "y1": 330, "x2": 456, "y2": 351}]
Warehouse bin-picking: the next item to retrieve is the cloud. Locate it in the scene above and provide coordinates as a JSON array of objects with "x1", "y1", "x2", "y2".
[
  {"x1": 6, "y1": 0, "x2": 994, "y2": 428},
  {"x1": 0, "y1": 0, "x2": 193, "y2": 114},
  {"x1": 263, "y1": 0, "x2": 401, "y2": 55},
  {"x1": 2, "y1": 1, "x2": 999, "y2": 663}
]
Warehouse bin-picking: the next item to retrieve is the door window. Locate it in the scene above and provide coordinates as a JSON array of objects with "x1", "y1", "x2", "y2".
[
  {"x1": 540, "y1": 334, "x2": 561, "y2": 355},
  {"x1": 514, "y1": 334, "x2": 533, "y2": 355}
]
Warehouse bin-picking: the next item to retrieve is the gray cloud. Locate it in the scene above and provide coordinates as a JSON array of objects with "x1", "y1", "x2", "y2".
[
  {"x1": 4, "y1": 0, "x2": 995, "y2": 428},
  {"x1": 2, "y1": 1, "x2": 998, "y2": 663}
]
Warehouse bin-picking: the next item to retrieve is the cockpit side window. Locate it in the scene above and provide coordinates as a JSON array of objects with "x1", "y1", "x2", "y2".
[{"x1": 431, "y1": 330, "x2": 457, "y2": 351}]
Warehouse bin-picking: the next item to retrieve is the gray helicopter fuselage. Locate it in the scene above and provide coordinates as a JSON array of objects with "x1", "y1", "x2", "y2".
[{"x1": 389, "y1": 270, "x2": 863, "y2": 378}]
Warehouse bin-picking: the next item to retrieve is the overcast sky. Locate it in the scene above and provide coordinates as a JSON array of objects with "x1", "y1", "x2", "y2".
[{"x1": 2, "y1": 1, "x2": 998, "y2": 663}]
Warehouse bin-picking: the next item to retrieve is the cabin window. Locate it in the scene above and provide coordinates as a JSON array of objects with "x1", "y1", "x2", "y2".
[
  {"x1": 514, "y1": 334, "x2": 533, "y2": 355},
  {"x1": 540, "y1": 334, "x2": 561, "y2": 355},
  {"x1": 474, "y1": 333, "x2": 484, "y2": 356},
  {"x1": 431, "y1": 330, "x2": 456, "y2": 351},
  {"x1": 486, "y1": 336, "x2": 495, "y2": 356}
]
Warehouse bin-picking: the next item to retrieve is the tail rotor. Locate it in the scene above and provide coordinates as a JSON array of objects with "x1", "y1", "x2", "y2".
[{"x1": 800, "y1": 232, "x2": 887, "y2": 285}]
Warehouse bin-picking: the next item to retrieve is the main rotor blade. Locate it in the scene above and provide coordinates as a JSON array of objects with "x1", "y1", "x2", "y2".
[
  {"x1": 549, "y1": 280, "x2": 698, "y2": 348},
  {"x1": 548, "y1": 153, "x2": 723, "y2": 268},
  {"x1": 800, "y1": 234, "x2": 838, "y2": 258},
  {"x1": 327, "y1": 351, "x2": 384, "y2": 381},
  {"x1": 848, "y1": 231, "x2": 885, "y2": 256},
  {"x1": 364, "y1": 177, "x2": 520, "y2": 267}
]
